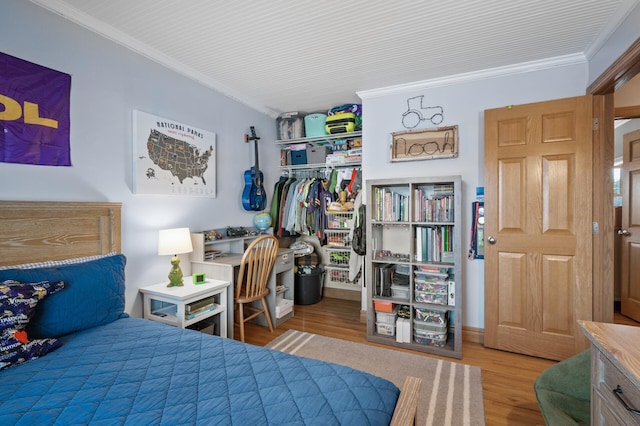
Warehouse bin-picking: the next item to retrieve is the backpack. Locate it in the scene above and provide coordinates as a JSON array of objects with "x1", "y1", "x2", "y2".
[{"x1": 352, "y1": 204, "x2": 366, "y2": 255}]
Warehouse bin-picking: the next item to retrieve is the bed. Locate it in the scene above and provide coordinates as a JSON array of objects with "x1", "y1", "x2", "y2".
[{"x1": 0, "y1": 201, "x2": 420, "y2": 425}]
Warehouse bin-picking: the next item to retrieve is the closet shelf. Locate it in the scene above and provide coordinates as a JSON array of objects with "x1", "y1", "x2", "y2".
[
  {"x1": 280, "y1": 161, "x2": 361, "y2": 172},
  {"x1": 275, "y1": 131, "x2": 362, "y2": 147}
]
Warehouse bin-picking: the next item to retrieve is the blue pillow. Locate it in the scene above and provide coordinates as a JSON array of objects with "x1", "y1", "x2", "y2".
[{"x1": 0, "y1": 254, "x2": 126, "y2": 338}]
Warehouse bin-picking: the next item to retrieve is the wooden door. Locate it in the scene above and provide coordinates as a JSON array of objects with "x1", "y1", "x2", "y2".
[
  {"x1": 620, "y1": 129, "x2": 640, "y2": 322},
  {"x1": 484, "y1": 96, "x2": 593, "y2": 361}
]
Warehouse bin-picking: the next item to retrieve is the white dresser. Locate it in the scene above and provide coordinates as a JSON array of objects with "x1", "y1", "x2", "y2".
[{"x1": 579, "y1": 321, "x2": 640, "y2": 425}]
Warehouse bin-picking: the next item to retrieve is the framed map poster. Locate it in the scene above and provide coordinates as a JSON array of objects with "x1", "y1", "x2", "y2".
[{"x1": 133, "y1": 110, "x2": 216, "y2": 197}]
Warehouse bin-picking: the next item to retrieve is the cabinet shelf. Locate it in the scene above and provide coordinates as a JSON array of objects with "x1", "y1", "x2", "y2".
[{"x1": 366, "y1": 175, "x2": 462, "y2": 359}]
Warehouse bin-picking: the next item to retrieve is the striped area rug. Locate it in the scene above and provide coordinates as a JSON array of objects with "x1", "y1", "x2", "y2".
[{"x1": 266, "y1": 330, "x2": 485, "y2": 426}]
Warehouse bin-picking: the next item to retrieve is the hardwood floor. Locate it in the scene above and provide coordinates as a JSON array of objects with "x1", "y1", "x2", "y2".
[{"x1": 236, "y1": 298, "x2": 640, "y2": 426}]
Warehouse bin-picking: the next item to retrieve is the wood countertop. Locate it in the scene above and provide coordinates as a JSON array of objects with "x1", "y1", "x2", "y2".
[{"x1": 578, "y1": 320, "x2": 640, "y2": 389}]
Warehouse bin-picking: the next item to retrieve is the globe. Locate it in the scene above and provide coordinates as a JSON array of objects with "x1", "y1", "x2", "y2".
[{"x1": 253, "y1": 212, "x2": 272, "y2": 234}]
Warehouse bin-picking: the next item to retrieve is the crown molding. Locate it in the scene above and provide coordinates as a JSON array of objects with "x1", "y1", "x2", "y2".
[
  {"x1": 29, "y1": 0, "x2": 279, "y2": 118},
  {"x1": 357, "y1": 54, "x2": 587, "y2": 99}
]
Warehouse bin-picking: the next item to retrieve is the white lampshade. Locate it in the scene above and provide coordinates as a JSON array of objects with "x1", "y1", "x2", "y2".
[{"x1": 158, "y1": 228, "x2": 193, "y2": 256}]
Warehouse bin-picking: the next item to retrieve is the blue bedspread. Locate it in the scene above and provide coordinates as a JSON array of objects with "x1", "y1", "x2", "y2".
[{"x1": 0, "y1": 318, "x2": 399, "y2": 425}]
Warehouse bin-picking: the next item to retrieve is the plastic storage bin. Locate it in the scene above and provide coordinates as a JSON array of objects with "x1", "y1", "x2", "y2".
[
  {"x1": 414, "y1": 279, "x2": 448, "y2": 292},
  {"x1": 413, "y1": 319, "x2": 447, "y2": 334},
  {"x1": 391, "y1": 284, "x2": 410, "y2": 300},
  {"x1": 277, "y1": 112, "x2": 305, "y2": 140},
  {"x1": 414, "y1": 290, "x2": 447, "y2": 305},
  {"x1": 376, "y1": 308, "x2": 398, "y2": 325},
  {"x1": 294, "y1": 267, "x2": 323, "y2": 305},
  {"x1": 414, "y1": 307, "x2": 448, "y2": 324},
  {"x1": 376, "y1": 322, "x2": 396, "y2": 336},
  {"x1": 413, "y1": 328, "x2": 447, "y2": 347},
  {"x1": 374, "y1": 300, "x2": 394, "y2": 313}
]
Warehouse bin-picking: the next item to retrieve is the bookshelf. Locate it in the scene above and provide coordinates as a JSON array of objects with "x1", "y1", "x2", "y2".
[{"x1": 366, "y1": 175, "x2": 462, "y2": 359}]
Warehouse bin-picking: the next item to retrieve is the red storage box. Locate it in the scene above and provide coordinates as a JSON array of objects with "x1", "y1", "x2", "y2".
[{"x1": 373, "y1": 300, "x2": 394, "y2": 313}]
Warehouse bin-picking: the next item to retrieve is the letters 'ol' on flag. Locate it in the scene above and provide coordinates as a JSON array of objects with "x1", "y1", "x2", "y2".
[{"x1": 0, "y1": 52, "x2": 71, "y2": 166}]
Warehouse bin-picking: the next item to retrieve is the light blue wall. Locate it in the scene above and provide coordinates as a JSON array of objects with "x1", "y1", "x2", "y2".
[
  {"x1": 0, "y1": 0, "x2": 280, "y2": 317},
  {"x1": 359, "y1": 63, "x2": 589, "y2": 328},
  {"x1": 588, "y1": 3, "x2": 640, "y2": 86}
]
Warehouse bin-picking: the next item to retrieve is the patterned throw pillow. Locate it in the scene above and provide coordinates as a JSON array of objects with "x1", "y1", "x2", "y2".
[{"x1": 0, "y1": 280, "x2": 65, "y2": 370}]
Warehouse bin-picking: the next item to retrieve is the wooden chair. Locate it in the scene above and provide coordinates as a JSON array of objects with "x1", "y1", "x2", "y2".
[{"x1": 235, "y1": 235, "x2": 279, "y2": 343}]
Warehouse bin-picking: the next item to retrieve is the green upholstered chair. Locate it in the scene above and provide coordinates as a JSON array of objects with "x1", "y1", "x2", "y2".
[{"x1": 534, "y1": 349, "x2": 591, "y2": 425}]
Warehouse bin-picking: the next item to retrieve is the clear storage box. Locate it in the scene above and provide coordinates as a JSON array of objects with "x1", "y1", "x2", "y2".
[
  {"x1": 376, "y1": 322, "x2": 396, "y2": 336},
  {"x1": 415, "y1": 290, "x2": 447, "y2": 305},
  {"x1": 413, "y1": 328, "x2": 447, "y2": 347},
  {"x1": 414, "y1": 307, "x2": 448, "y2": 324},
  {"x1": 391, "y1": 284, "x2": 410, "y2": 301},
  {"x1": 413, "y1": 319, "x2": 447, "y2": 334},
  {"x1": 414, "y1": 279, "x2": 448, "y2": 292},
  {"x1": 376, "y1": 307, "x2": 398, "y2": 325},
  {"x1": 277, "y1": 112, "x2": 305, "y2": 140}
]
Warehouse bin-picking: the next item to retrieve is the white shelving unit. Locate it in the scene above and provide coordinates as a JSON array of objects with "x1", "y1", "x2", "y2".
[{"x1": 365, "y1": 176, "x2": 463, "y2": 359}]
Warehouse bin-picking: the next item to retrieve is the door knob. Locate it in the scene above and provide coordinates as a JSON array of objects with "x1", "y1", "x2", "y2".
[
  {"x1": 618, "y1": 229, "x2": 631, "y2": 237},
  {"x1": 487, "y1": 236, "x2": 496, "y2": 244}
]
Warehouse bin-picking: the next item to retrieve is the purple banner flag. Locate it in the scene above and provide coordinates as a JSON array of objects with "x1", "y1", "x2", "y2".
[{"x1": 0, "y1": 52, "x2": 71, "y2": 166}]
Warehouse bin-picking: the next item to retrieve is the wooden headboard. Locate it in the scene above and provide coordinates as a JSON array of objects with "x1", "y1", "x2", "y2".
[{"x1": 0, "y1": 201, "x2": 122, "y2": 267}]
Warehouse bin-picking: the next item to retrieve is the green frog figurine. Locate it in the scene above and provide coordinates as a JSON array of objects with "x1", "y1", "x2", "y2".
[{"x1": 166, "y1": 255, "x2": 184, "y2": 287}]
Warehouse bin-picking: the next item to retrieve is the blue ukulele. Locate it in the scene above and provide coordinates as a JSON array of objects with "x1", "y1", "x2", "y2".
[{"x1": 242, "y1": 126, "x2": 267, "y2": 211}]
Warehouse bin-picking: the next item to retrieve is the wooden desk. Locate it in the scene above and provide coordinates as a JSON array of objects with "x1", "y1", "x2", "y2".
[
  {"x1": 191, "y1": 247, "x2": 295, "y2": 339},
  {"x1": 579, "y1": 321, "x2": 640, "y2": 425}
]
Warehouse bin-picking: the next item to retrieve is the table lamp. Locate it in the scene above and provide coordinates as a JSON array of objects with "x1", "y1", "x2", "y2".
[{"x1": 158, "y1": 227, "x2": 193, "y2": 287}]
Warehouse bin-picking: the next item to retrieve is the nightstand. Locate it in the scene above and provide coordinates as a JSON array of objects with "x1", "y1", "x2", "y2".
[{"x1": 140, "y1": 276, "x2": 229, "y2": 337}]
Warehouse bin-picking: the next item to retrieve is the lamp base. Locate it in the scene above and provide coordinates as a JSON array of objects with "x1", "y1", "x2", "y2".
[{"x1": 166, "y1": 254, "x2": 184, "y2": 287}]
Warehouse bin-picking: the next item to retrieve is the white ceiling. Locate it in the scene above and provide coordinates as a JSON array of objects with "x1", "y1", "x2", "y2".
[{"x1": 31, "y1": 0, "x2": 639, "y2": 117}]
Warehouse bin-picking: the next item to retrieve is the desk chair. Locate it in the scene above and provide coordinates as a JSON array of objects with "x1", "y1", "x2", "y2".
[{"x1": 235, "y1": 235, "x2": 278, "y2": 342}]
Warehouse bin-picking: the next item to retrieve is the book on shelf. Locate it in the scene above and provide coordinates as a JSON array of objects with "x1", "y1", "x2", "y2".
[
  {"x1": 413, "y1": 225, "x2": 454, "y2": 262},
  {"x1": 186, "y1": 296, "x2": 215, "y2": 313},
  {"x1": 374, "y1": 264, "x2": 394, "y2": 297},
  {"x1": 185, "y1": 303, "x2": 218, "y2": 319},
  {"x1": 373, "y1": 187, "x2": 408, "y2": 221}
]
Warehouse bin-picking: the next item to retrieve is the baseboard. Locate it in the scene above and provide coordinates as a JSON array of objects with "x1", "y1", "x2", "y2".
[
  {"x1": 462, "y1": 326, "x2": 484, "y2": 344},
  {"x1": 323, "y1": 287, "x2": 360, "y2": 301}
]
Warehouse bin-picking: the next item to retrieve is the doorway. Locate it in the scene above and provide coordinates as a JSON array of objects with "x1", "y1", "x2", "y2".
[
  {"x1": 615, "y1": 122, "x2": 640, "y2": 325},
  {"x1": 588, "y1": 37, "x2": 640, "y2": 326}
]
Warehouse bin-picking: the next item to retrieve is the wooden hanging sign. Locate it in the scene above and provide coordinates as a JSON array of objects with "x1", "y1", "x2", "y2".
[{"x1": 390, "y1": 125, "x2": 458, "y2": 162}]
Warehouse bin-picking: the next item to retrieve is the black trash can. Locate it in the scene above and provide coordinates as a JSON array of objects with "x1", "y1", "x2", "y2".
[{"x1": 294, "y1": 267, "x2": 324, "y2": 305}]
